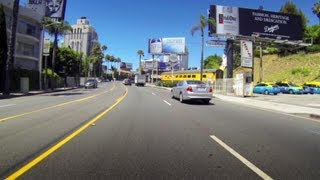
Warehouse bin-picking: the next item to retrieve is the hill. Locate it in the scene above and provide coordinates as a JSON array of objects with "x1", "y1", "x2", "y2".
[{"x1": 252, "y1": 53, "x2": 320, "y2": 84}]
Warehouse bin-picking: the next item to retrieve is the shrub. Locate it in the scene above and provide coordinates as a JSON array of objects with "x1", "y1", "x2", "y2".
[
  {"x1": 157, "y1": 81, "x2": 179, "y2": 87},
  {"x1": 306, "y1": 44, "x2": 320, "y2": 53},
  {"x1": 291, "y1": 67, "x2": 311, "y2": 77}
]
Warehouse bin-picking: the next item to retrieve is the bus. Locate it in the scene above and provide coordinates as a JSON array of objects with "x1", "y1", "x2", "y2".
[{"x1": 160, "y1": 69, "x2": 223, "y2": 83}]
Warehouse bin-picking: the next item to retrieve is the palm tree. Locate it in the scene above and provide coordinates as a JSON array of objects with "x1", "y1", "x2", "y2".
[
  {"x1": 4, "y1": 0, "x2": 19, "y2": 95},
  {"x1": 191, "y1": 15, "x2": 215, "y2": 81},
  {"x1": 43, "y1": 17, "x2": 72, "y2": 89},
  {"x1": 313, "y1": 2, "x2": 320, "y2": 24},
  {"x1": 137, "y1": 50, "x2": 144, "y2": 74}
]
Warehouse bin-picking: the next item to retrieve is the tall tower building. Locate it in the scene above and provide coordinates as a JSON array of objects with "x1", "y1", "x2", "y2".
[{"x1": 63, "y1": 17, "x2": 98, "y2": 56}]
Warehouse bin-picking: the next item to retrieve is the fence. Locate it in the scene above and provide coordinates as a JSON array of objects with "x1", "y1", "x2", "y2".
[{"x1": 213, "y1": 78, "x2": 235, "y2": 96}]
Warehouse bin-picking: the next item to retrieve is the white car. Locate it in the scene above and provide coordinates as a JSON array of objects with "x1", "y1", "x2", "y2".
[{"x1": 171, "y1": 80, "x2": 213, "y2": 104}]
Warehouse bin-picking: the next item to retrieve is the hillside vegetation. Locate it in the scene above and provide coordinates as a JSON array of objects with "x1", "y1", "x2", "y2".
[{"x1": 253, "y1": 53, "x2": 320, "y2": 84}]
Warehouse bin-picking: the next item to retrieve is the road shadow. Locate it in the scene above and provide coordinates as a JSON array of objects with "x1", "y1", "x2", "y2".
[
  {"x1": 180, "y1": 100, "x2": 215, "y2": 106},
  {"x1": 50, "y1": 92, "x2": 84, "y2": 96}
]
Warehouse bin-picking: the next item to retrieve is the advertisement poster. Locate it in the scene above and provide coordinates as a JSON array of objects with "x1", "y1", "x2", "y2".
[
  {"x1": 209, "y1": 5, "x2": 303, "y2": 40},
  {"x1": 29, "y1": 0, "x2": 67, "y2": 20},
  {"x1": 241, "y1": 40, "x2": 253, "y2": 68},
  {"x1": 149, "y1": 38, "x2": 162, "y2": 54},
  {"x1": 162, "y1": 38, "x2": 186, "y2": 54}
]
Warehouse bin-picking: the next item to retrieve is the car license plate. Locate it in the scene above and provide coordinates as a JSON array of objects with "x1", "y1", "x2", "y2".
[{"x1": 198, "y1": 88, "x2": 206, "y2": 91}]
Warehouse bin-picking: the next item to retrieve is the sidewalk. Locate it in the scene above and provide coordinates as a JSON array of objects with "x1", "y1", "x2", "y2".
[
  {"x1": 0, "y1": 87, "x2": 77, "y2": 99},
  {"x1": 146, "y1": 84, "x2": 320, "y2": 119}
]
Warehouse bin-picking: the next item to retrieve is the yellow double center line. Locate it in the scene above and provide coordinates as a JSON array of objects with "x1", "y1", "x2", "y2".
[
  {"x1": 5, "y1": 86, "x2": 128, "y2": 180},
  {"x1": 0, "y1": 83, "x2": 116, "y2": 123}
]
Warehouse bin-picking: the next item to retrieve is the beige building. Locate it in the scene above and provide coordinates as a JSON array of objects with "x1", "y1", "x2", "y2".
[
  {"x1": 63, "y1": 17, "x2": 98, "y2": 56},
  {"x1": 2, "y1": 0, "x2": 42, "y2": 71}
]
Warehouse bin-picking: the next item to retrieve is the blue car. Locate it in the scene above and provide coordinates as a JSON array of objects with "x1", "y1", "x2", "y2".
[
  {"x1": 303, "y1": 83, "x2": 320, "y2": 94},
  {"x1": 253, "y1": 83, "x2": 280, "y2": 95},
  {"x1": 275, "y1": 82, "x2": 303, "y2": 94}
]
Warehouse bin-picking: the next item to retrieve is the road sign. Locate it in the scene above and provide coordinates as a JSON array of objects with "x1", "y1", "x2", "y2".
[{"x1": 43, "y1": 37, "x2": 51, "y2": 56}]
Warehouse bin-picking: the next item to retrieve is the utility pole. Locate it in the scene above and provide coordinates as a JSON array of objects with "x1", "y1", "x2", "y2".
[{"x1": 259, "y1": 42, "x2": 263, "y2": 83}]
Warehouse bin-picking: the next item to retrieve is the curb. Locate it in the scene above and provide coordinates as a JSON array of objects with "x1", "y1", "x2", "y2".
[{"x1": 0, "y1": 87, "x2": 78, "y2": 99}]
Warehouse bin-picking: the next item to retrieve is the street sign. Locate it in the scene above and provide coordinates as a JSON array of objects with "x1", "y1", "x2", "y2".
[{"x1": 43, "y1": 37, "x2": 51, "y2": 56}]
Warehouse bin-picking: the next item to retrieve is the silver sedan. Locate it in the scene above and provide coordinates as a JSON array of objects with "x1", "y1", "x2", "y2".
[{"x1": 171, "y1": 80, "x2": 213, "y2": 104}]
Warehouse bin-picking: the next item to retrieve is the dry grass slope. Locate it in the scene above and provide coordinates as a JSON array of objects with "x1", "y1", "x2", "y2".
[{"x1": 253, "y1": 53, "x2": 320, "y2": 84}]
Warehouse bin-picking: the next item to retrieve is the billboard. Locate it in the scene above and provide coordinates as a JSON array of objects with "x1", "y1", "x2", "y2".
[
  {"x1": 28, "y1": 0, "x2": 67, "y2": 20},
  {"x1": 148, "y1": 37, "x2": 186, "y2": 54},
  {"x1": 149, "y1": 38, "x2": 162, "y2": 54},
  {"x1": 120, "y1": 62, "x2": 132, "y2": 70},
  {"x1": 209, "y1": 5, "x2": 303, "y2": 41},
  {"x1": 240, "y1": 40, "x2": 253, "y2": 67}
]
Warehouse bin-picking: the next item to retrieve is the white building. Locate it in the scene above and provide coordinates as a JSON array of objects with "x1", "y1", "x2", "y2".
[
  {"x1": 63, "y1": 17, "x2": 98, "y2": 56},
  {"x1": 2, "y1": 0, "x2": 42, "y2": 71}
]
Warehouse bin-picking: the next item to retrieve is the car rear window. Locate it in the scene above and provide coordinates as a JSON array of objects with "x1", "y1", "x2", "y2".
[{"x1": 186, "y1": 80, "x2": 205, "y2": 85}]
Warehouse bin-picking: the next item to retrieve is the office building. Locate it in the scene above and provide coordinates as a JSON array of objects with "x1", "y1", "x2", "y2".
[{"x1": 63, "y1": 17, "x2": 98, "y2": 56}]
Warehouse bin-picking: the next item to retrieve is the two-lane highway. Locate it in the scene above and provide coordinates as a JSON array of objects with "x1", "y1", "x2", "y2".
[{"x1": 1, "y1": 83, "x2": 320, "y2": 179}]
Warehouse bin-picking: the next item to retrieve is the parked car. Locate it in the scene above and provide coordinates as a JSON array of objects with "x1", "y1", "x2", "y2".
[
  {"x1": 275, "y1": 82, "x2": 303, "y2": 94},
  {"x1": 300, "y1": 84, "x2": 314, "y2": 94},
  {"x1": 253, "y1": 83, "x2": 280, "y2": 95},
  {"x1": 122, "y1": 79, "x2": 132, "y2": 85},
  {"x1": 304, "y1": 82, "x2": 320, "y2": 94},
  {"x1": 171, "y1": 80, "x2": 212, "y2": 104},
  {"x1": 84, "y1": 79, "x2": 98, "y2": 89}
]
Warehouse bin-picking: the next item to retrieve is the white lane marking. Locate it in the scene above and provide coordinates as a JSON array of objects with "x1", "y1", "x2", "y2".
[
  {"x1": 307, "y1": 129, "x2": 320, "y2": 135},
  {"x1": 163, "y1": 100, "x2": 172, "y2": 106},
  {"x1": 152, "y1": 93, "x2": 156, "y2": 96},
  {"x1": 0, "y1": 104, "x2": 16, "y2": 108},
  {"x1": 210, "y1": 135, "x2": 273, "y2": 180}
]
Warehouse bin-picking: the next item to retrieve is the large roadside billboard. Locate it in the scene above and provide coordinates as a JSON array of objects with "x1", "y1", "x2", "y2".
[
  {"x1": 148, "y1": 37, "x2": 186, "y2": 54},
  {"x1": 209, "y1": 5, "x2": 303, "y2": 41},
  {"x1": 28, "y1": 0, "x2": 67, "y2": 20},
  {"x1": 120, "y1": 62, "x2": 133, "y2": 70}
]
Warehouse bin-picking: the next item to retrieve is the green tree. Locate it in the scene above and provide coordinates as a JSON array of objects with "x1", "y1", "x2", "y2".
[
  {"x1": 89, "y1": 43, "x2": 104, "y2": 77},
  {"x1": 43, "y1": 17, "x2": 72, "y2": 89},
  {"x1": 312, "y1": 1, "x2": 320, "y2": 24},
  {"x1": 305, "y1": 25, "x2": 320, "y2": 44},
  {"x1": 4, "y1": 0, "x2": 19, "y2": 95},
  {"x1": 191, "y1": 15, "x2": 215, "y2": 81},
  {"x1": 204, "y1": 55, "x2": 222, "y2": 69},
  {"x1": 0, "y1": 5, "x2": 8, "y2": 92},
  {"x1": 280, "y1": 1, "x2": 308, "y2": 33},
  {"x1": 137, "y1": 50, "x2": 144, "y2": 74}
]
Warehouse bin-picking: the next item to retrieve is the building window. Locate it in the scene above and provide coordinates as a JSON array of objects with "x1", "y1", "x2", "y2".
[
  {"x1": 192, "y1": 75, "x2": 196, "y2": 78},
  {"x1": 187, "y1": 75, "x2": 191, "y2": 78},
  {"x1": 17, "y1": 41, "x2": 38, "y2": 58}
]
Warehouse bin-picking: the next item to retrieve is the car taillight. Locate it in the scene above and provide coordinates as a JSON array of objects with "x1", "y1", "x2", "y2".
[
  {"x1": 209, "y1": 87, "x2": 213, "y2": 93},
  {"x1": 186, "y1": 86, "x2": 193, "y2": 92}
]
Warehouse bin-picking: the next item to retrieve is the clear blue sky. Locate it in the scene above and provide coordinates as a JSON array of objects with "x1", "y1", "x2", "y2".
[{"x1": 22, "y1": 0, "x2": 320, "y2": 69}]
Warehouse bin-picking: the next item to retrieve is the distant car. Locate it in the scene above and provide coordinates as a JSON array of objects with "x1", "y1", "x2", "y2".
[
  {"x1": 123, "y1": 79, "x2": 132, "y2": 85},
  {"x1": 275, "y1": 82, "x2": 303, "y2": 94},
  {"x1": 171, "y1": 80, "x2": 212, "y2": 104},
  {"x1": 95, "y1": 78, "x2": 102, "y2": 83},
  {"x1": 84, "y1": 79, "x2": 98, "y2": 89},
  {"x1": 301, "y1": 84, "x2": 314, "y2": 94},
  {"x1": 253, "y1": 83, "x2": 280, "y2": 95}
]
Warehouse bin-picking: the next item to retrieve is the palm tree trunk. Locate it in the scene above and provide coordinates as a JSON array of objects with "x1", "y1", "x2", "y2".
[
  {"x1": 139, "y1": 55, "x2": 142, "y2": 74},
  {"x1": 200, "y1": 29, "x2": 204, "y2": 81},
  {"x1": 51, "y1": 32, "x2": 58, "y2": 90},
  {"x1": 4, "y1": 0, "x2": 20, "y2": 95}
]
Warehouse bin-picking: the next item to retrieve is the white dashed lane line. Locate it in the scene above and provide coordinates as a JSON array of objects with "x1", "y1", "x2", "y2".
[
  {"x1": 0, "y1": 104, "x2": 16, "y2": 108},
  {"x1": 163, "y1": 100, "x2": 172, "y2": 106},
  {"x1": 210, "y1": 135, "x2": 273, "y2": 180}
]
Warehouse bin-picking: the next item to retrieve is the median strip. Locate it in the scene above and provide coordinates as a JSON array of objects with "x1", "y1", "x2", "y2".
[{"x1": 5, "y1": 86, "x2": 128, "y2": 180}]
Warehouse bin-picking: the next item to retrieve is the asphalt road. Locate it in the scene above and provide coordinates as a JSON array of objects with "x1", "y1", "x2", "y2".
[{"x1": 1, "y1": 82, "x2": 320, "y2": 179}]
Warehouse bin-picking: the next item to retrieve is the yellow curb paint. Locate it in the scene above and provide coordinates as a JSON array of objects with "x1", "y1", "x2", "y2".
[{"x1": 6, "y1": 86, "x2": 127, "y2": 180}]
